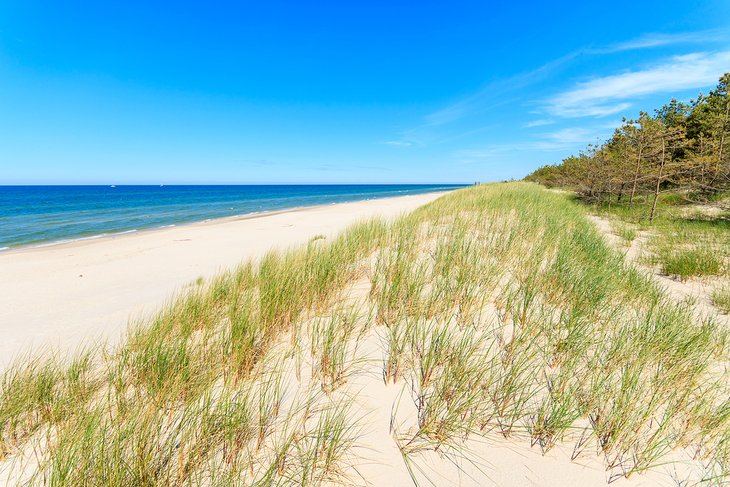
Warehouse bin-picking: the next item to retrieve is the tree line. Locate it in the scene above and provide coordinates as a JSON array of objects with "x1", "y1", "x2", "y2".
[{"x1": 525, "y1": 73, "x2": 730, "y2": 221}]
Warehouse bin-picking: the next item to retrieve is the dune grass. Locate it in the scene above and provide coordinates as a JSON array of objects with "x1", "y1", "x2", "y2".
[
  {"x1": 713, "y1": 287, "x2": 730, "y2": 314},
  {"x1": 611, "y1": 221, "x2": 638, "y2": 245},
  {"x1": 375, "y1": 185, "x2": 728, "y2": 482},
  {"x1": 656, "y1": 248, "x2": 723, "y2": 281},
  {"x1": 1, "y1": 182, "x2": 729, "y2": 485},
  {"x1": 594, "y1": 193, "x2": 729, "y2": 280}
]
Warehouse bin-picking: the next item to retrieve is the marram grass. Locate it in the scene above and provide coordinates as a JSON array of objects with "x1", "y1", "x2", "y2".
[{"x1": 1, "y1": 182, "x2": 729, "y2": 486}]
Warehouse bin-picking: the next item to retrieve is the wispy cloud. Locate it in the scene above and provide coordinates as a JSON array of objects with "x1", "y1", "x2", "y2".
[
  {"x1": 453, "y1": 125, "x2": 607, "y2": 164},
  {"x1": 423, "y1": 53, "x2": 577, "y2": 127},
  {"x1": 389, "y1": 29, "x2": 728, "y2": 163},
  {"x1": 422, "y1": 31, "x2": 727, "y2": 129},
  {"x1": 550, "y1": 102, "x2": 633, "y2": 118},
  {"x1": 450, "y1": 145, "x2": 518, "y2": 165},
  {"x1": 594, "y1": 30, "x2": 727, "y2": 54},
  {"x1": 382, "y1": 140, "x2": 414, "y2": 147},
  {"x1": 524, "y1": 119, "x2": 555, "y2": 128},
  {"x1": 548, "y1": 50, "x2": 730, "y2": 118},
  {"x1": 532, "y1": 127, "x2": 602, "y2": 150}
]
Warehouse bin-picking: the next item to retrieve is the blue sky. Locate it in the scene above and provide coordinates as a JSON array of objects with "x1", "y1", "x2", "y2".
[{"x1": 1, "y1": 1, "x2": 729, "y2": 184}]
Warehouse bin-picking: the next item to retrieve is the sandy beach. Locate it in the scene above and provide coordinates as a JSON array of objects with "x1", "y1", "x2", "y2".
[
  {"x1": 4, "y1": 5, "x2": 728, "y2": 483},
  {"x1": 0, "y1": 192, "x2": 445, "y2": 369},
  {"x1": 0, "y1": 183, "x2": 721, "y2": 486}
]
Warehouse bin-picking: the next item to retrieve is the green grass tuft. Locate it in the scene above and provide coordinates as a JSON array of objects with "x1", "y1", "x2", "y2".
[
  {"x1": 713, "y1": 286, "x2": 730, "y2": 314},
  {"x1": 657, "y1": 248, "x2": 723, "y2": 280}
]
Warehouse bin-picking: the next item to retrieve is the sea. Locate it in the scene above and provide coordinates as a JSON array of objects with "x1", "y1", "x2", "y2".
[{"x1": 0, "y1": 184, "x2": 463, "y2": 250}]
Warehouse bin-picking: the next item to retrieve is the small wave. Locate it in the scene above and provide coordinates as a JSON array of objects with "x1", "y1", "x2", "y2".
[
  {"x1": 28, "y1": 229, "x2": 138, "y2": 249},
  {"x1": 4, "y1": 187, "x2": 460, "y2": 249}
]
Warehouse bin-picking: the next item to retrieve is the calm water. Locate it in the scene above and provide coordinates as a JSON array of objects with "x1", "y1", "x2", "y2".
[{"x1": 0, "y1": 185, "x2": 463, "y2": 250}]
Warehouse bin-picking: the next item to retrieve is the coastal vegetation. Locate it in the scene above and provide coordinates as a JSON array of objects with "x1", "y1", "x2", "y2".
[
  {"x1": 526, "y1": 73, "x2": 729, "y2": 292},
  {"x1": 595, "y1": 194, "x2": 729, "y2": 283},
  {"x1": 1, "y1": 183, "x2": 729, "y2": 485},
  {"x1": 526, "y1": 73, "x2": 730, "y2": 220}
]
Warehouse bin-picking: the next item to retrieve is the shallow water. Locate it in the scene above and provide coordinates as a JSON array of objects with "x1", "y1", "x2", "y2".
[{"x1": 0, "y1": 184, "x2": 463, "y2": 249}]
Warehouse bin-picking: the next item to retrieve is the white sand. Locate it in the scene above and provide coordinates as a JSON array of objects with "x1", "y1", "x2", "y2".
[{"x1": 0, "y1": 192, "x2": 445, "y2": 368}]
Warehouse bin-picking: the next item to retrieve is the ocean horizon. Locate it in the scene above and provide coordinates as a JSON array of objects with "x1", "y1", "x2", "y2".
[{"x1": 0, "y1": 184, "x2": 464, "y2": 250}]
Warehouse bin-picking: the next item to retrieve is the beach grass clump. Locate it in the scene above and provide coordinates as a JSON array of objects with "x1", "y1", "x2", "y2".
[
  {"x1": 612, "y1": 222, "x2": 637, "y2": 244},
  {"x1": 310, "y1": 306, "x2": 363, "y2": 393},
  {"x1": 370, "y1": 218, "x2": 429, "y2": 326},
  {"x1": 655, "y1": 248, "x2": 723, "y2": 280},
  {"x1": 0, "y1": 350, "x2": 99, "y2": 461},
  {"x1": 711, "y1": 286, "x2": 730, "y2": 314}
]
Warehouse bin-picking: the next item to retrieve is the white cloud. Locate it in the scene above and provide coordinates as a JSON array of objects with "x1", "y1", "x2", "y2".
[
  {"x1": 532, "y1": 127, "x2": 601, "y2": 150},
  {"x1": 423, "y1": 33, "x2": 726, "y2": 128},
  {"x1": 548, "y1": 51, "x2": 730, "y2": 118},
  {"x1": 551, "y1": 102, "x2": 633, "y2": 118},
  {"x1": 391, "y1": 32, "x2": 728, "y2": 154},
  {"x1": 595, "y1": 30, "x2": 727, "y2": 53},
  {"x1": 524, "y1": 119, "x2": 555, "y2": 128},
  {"x1": 424, "y1": 52, "x2": 578, "y2": 127},
  {"x1": 452, "y1": 127, "x2": 603, "y2": 162},
  {"x1": 450, "y1": 146, "x2": 519, "y2": 166},
  {"x1": 382, "y1": 140, "x2": 413, "y2": 147}
]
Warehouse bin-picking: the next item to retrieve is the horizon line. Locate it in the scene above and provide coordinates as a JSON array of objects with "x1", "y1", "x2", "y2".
[{"x1": 0, "y1": 182, "x2": 477, "y2": 187}]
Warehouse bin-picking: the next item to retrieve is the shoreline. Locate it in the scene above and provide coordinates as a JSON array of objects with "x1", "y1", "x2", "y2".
[
  {"x1": 1, "y1": 203, "x2": 325, "y2": 256},
  {"x1": 0, "y1": 189, "x2": 455, "y2": 254},
  {"x1": 0, "y1": 191, "x2": 448, "y2": 368}
]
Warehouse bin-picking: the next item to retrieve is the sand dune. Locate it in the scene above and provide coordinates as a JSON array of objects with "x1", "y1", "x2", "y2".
[{"x1": 1, "y1": 184, "x2": 721, "y2": 486}]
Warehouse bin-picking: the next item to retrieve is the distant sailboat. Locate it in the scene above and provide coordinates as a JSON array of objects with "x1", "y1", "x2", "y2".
[{"x1": 110, "y1": 185, "x2": 116, "y2": 188}]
